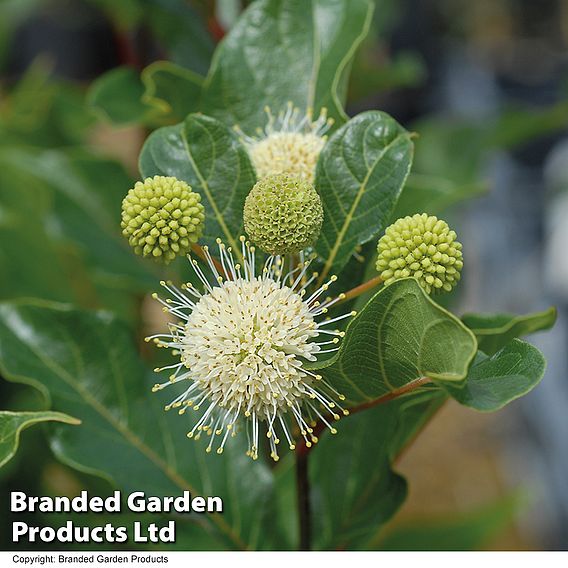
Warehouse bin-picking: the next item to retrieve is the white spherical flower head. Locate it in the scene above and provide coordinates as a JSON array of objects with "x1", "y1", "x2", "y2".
[
  {"x1": 236, "y1": 103, "x2": 333, "y2": 184},
  {"x1": 148, "y1": 238, "x2": 353, "y2": 461}
]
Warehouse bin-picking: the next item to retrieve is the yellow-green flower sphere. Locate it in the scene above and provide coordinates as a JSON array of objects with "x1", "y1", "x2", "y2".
[
  {"x1": 121, "y1": 176, "x2": 205, "y2": 263},
  {"x1": 243, "y1": 173, "x2": 323, "y2": 255},
  {"x1": 376, "y1": 213, "x2": 463, "y2": 294}
]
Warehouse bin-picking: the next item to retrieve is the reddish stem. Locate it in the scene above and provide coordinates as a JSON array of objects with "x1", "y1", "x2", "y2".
[{"x1": 296, "y1": 376, "x2": 432, "y2": 456}]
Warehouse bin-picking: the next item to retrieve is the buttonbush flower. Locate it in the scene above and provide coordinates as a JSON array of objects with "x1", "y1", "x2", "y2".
[
  {"x1": 148, "y1": 239, "x2": 353, "y2": 461},
  {"x1": 121, "y1": 176, "x2": 205, "y2": 263},
  {"x1": 376, "y1": 213, "x2": 463, "y2": 294},
  {"x1": 236, "y1": 103, "x2": 333, "y2": 183},
  {"x1": 243, "y1": 173, "x2": 323, "y2": 255}
]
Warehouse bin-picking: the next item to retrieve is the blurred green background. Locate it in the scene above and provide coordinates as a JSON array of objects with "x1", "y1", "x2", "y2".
[{"x1": 1, "y1": 0, "x2": 567, "y2": 551}]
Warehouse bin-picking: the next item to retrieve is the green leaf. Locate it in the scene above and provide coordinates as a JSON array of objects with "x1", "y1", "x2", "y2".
[
  {"x1": 0, "y1": 161, "x2": 75, "y2": 303},
  {"x1": 0, "y1": 148, "x2": 155, "y2": 293},
  {"x1": 0, "y1": 302, "x2": 273, "y2": 550},
  {"x1": 315, "y1": 111, "x2": 414, "y2": 279},
  {"x1": 141, "y1": 61, "x2": 203, "y2": 123},
  {"x1": 462, "y1": 307, "x2": 556, "y2": 356},
  {"x1": 88, "y1": 67, "x2": 160, "y2": 126},
  {"x1": 86, "y1": 0, "x2": 144, "y2": 29},
  {"x1": 88, "y1": 0, "x2": 214, "y2": 76},
  {"x1": 392, "y1": 173, "x2": 486, "y2": 221},
  {"x1": 442, "y1": 339, "x2": 546, "y2": 412},
  {"x1": 0, "y1": 411, "x2": 79, "y2": 468},
  {"x1": 0, "y1": 59, "x2": 93, "y2": 147},
  {"x1": 410, "y1": 118, "x2": 486, "y2": 188},
  {"x1": 490, "y1": 100, "x2": 568, "y2": 150},
  {"x1": 310, "y1": 391, "x2": 446, "y2": 550},
  {"x1": 144, "y1": 0, "x2": 214, "y2": 75},
  {"x1": 201, "y1": 0, "x2": 374, "y2": 133},
  {"x1": 376, "y1": 496, "x2": 518, "y2": 550},
  {"x1": 139, "y1": 113, "x2": 256, "y2": 252},
  {"x1": 313, "y1": 278, "x2": 477, "y2": 405}
]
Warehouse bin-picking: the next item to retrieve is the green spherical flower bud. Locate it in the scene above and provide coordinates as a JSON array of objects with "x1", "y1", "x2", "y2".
[
  {"x1": 376, "y1": 213, "x2": 463, "y2": 294},
  {"x1": 121, "y1": 176, "x2": 205, "y2": 263},
  {"x1": 243, "y1": 173, "x2": 323, "y2": 255}
]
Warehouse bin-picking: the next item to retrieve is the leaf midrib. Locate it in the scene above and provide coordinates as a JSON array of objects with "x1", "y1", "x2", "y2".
[
  {"x1": 181, "y1": 119, "x2": 240, "y2": 253},
  {"x1": 318, "y1": 128, "x2": 408, "y2": 283}
]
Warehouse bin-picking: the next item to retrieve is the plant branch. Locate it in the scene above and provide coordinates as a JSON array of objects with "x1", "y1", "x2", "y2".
[
  {"x1": 340, "y1": 275, "x2": 383, "y2": 304},
  {"x1": 296, "y1": 450, "x2": 312, "y2": 551},
  {"x1": 297, "y1": 376, "x2": 432, "y2": 456}
]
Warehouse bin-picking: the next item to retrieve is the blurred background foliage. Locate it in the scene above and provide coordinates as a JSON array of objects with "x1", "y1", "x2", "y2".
[{"x1": 0, "y1": 0, "x2": 567, "y2": 551}]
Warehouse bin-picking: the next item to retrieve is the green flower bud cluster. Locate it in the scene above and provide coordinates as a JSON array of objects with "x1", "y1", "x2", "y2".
[
  {"x1": 121, "y1": 176, "x2": 205, "y2": 263},
  {"x1": 376, "y1": 213, "x2": 463, "y2": 294},
  {"x1": 243, "y1": 173, "x2": 323, "y2": 255}
]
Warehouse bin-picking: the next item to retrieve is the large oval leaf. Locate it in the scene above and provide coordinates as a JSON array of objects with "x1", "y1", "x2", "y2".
[
  {"x1": 201, "y1": 0, "x2": 373, "y2": 132},
  {"x1": 0, "y1": 302, "x2": 272, "y2": 550},
  {"x1": 442, "y1": 339, "x2": 546, "y2": 412},
  {"x1": 461, "y1": 308, "x2": 556, "y2": 356},
  {"x1": 313, "y1": 278, "x2": 477, "y2": 405},
  {"x1": 315, "y1": 111, "x2": 414, "y2": 280},
  {"x1": 88, "y1": 66, "x2": 161, "y2": 126},
  {"x1": 139, "y1": 113, "x2": 255, "y2": 252},
  {"x1": 0, "y1": 411, "x2": 79, "y2": 468}
]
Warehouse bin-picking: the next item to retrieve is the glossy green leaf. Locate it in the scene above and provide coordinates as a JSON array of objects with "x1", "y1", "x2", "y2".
[
  {"x1": 315, "y1": 111, "x2": 413, "y2": 279},
  {"x1": 0, "y1": 302, "x2": 273, "y2": 550},
  {"x1": 311, "y1": 391, "x2": 446, "y2": 550},
  {"x1": 139, "y1": 113, "x2": 255, "y2": 252},
  {"x1": 88, "y1": 67, "x2": 160, "y2": 126},
  {"x1": 442, "y1": 339, "x2": 546, "y2": 412},
  {"x1": 462, "y1": 307, "x2": 556, "y2": 356},
  {"x1": 141, "y1": 61, "x2": 203, "y2": 123},
  {"x1": 0, "y1": 411, "x2": 79, "y2": 468},
  {"x1": 313, "y1": 278, "x2": 477, "y2": 405},
  {"x1": 376, "y1": 496, "x2": 518, "y2": 550},
  {"x1": 201, "y1": 0, "x2": 374, "y2": 133}
]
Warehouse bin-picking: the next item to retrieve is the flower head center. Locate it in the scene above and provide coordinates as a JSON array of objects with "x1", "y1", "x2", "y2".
[
  {"x1": 180, "y1": 277, "x2": 319, "y2": 417},
  {"x1": 250, "y1": 131, "x2": 325, "y2": 183},
  {"x1": 236, "y1": 104, "x2": 333, "y2": 184}
]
